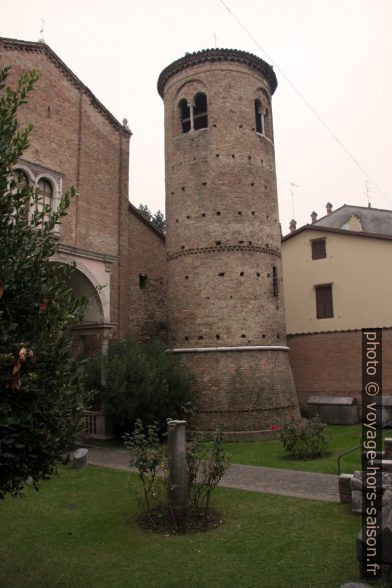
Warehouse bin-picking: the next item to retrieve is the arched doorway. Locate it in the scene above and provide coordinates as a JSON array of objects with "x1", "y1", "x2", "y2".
[
  {"x1": 61, "y1": 264, "x2": 114, "y2": 439},
  {"x1": 64, "y1": 265, "x2": 111, "y2": 358}
]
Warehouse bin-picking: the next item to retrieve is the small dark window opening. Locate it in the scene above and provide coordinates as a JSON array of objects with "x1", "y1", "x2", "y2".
[
  {"x1": 255, "y1": 99, "x2": 263, "y2": 133},
  {"x1": 179, "y1": 99, "x2": 191, "y2": 133},
  {"x1": 218, "y1": 272, "x2": 225, "y2": 277},
  {"x1": 139, "y1": 274, "x2": 147, "y2": 288},
  {"x1": 311, "y1": 239, "x2": 326, "y2": 260},
  {"x1": 193, "y1": 93, "x2": 208, "y2": 130},
  {"x1": 272, "y1": 266, "x2": 278, "y2": 297},
  {"x1": 316, "y1": 285, "x2": 333, "y2": 319}
]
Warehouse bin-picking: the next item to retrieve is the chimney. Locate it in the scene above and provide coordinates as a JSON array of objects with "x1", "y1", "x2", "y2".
[
  {"x1": 289, "y1": 219, "x2": 297, "y2": 233},
  {"x1": 311, "y1": 211, "x2": 318, "y2": 224},
  {"x1": 326, "y1": 202, "x2": 333, "y2": 215}
]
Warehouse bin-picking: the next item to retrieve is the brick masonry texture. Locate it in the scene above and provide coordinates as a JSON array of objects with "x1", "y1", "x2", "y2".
[
  {"x1": 160, "y1": 50, "x2": 300, "y2": 435},
  {"x1": 288, "y1": 329, "x2": 392, "y2": 414},
  {"x1": 128, "y1": 207, "x2": 167, "y2": 342},
  {"x1": 1, "y1": 40, "x2": 166, "y2": 344}
]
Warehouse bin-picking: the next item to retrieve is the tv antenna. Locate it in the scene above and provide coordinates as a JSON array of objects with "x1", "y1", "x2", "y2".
[
  {"x1": 364, "y1": 180, "x2": 372, "y2": 208},
  {"x1": 39, "y1": 17, "x2": 46, "y2": 42},
  {"x1": 290, "y1": 182, "x2": 299, "y2": 219}
]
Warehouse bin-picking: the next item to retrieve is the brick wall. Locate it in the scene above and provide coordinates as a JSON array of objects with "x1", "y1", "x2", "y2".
[
  {"x1": 180, "y1": 349, "x2": 299, "y2": 433},
  {"x1": 128, "y1": 206, "x2": 167, "y2": 342},
  {"x1": 287, "y1": 329, "x2": 392, "y2": 414}
]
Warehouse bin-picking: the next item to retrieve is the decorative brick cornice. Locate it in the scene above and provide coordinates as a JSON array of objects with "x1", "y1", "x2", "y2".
[
  {"x1": 157, "y1": 48, "x2": 278, "y2": 97},
  {"x1": 0, "y1": 37, "x2": 131, "y2": 136},
  {"x1": 56, "y1": 243, "x2": 117, "y2": 264},
  {"x1": 167, "y1": 243, "x2": 281, "y2": 261}
]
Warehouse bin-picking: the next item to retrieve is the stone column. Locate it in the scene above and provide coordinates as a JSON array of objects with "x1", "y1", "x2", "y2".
[{"x1": 167, "y1": 420, "x2": 188, "y2": 523}]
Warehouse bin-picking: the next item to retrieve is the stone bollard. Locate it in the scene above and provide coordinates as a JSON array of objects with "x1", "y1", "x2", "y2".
[
  {"x1": 338, "y1": 474, "x2": 353, "y2": 504},
  {"x1": 73, "y1": 447, "x2": 88, "y2": 469},
  {"x1": 167, "y1": 420, "x2": 188, "y2": 525}
]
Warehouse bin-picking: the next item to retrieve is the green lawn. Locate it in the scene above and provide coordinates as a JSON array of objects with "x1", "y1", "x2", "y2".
[
  {"x1": 222, "y1": 424, "x2": 370, "y2": 475},
  {"x1": 0, "y1": 465, "x2": 364, "y2": 587}
]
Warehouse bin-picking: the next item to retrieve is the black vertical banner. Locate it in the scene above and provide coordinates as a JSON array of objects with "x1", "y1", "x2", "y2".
[{"x1": 361, "y1": 329, "x2": 383, "y2": 579}]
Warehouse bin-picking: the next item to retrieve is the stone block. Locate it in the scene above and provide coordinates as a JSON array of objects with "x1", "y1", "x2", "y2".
[
  {"x1": 307, "y1": 395, "x2": 359, "y2": 424},
  {"x1": 383, "y1": 490, "x2": 392, "y2": 510},
  {"x1": 73, "y1": 447, "x2": 88, "y2": 469},
  {"x1": 382, "y1": 397, "x2": 392, "y2": 427},
  {"x1": 350, "y1": 471, "x2": 362, "y2": 492},
  {"x1": 339, "y1": 474, "x2": 353, "y2": 503},
  {"x1": 351, "y1": 490, "x2": 363, "y2": 514},
  {"x1": 382, "y1": 460, "x2": 392, "y2": 474},
  {"x1": 385, "y1": 438, "x2": 392, "y2": 459}
]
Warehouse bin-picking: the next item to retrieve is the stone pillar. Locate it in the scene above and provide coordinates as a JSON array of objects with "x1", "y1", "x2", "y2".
[{"x1": 167, "y1": 420, "x2": 188, "y2": 523}]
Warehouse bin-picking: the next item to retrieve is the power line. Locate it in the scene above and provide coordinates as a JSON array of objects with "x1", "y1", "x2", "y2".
[{"x1": 218, "y1": 0, "x2": 391, "y2": 206}]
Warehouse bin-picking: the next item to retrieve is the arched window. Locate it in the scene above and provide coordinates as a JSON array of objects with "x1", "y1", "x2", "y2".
[
  {"x1": 36, "y1": 178, "x2": 53, "y2": 223},
  {"x1": 179, "y1": 99, "x2": 191, "y2": 133},
  {"x1": 193, "y1": 93, "x2": 208, "y2": 130},
  {"x1": 255, "y1": 99, "x2": 264, "y2": 134},
  {"x1": 178, "y1": 93, "x2": 208, "y2": 134}
]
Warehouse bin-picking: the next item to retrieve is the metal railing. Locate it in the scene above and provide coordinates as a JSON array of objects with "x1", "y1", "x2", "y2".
[{"x1": 337, "y1": 420, "x2": 392, "y2": 476}]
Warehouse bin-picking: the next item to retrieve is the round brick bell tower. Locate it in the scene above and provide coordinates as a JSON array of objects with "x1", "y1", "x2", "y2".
[{"x1": 158, "y1": 49, "x2": 300, "y2": 438}]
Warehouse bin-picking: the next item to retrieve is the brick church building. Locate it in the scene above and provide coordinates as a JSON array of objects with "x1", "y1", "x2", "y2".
[
  {"x1": 3, "y1": 36, "x2": 389, "y2": 435},
  {"x1": 0, "y1": 37, "x2": 167, "y2": 361}
]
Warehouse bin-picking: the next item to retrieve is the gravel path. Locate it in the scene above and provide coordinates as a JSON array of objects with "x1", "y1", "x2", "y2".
[{"x1": 87, "y1": 446, "x2": 340, "y2": 502}]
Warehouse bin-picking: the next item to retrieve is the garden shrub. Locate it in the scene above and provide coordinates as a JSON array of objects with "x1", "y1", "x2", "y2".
[
  {"x1": 124, "y1": 419, "x2": 229, "y2": 532},
  {"x1": 92, "y1": 337, "x2": 195, "y2": 436},
  {"x1": 279, "y1": 415, "x2": 330, "y2": 459}
]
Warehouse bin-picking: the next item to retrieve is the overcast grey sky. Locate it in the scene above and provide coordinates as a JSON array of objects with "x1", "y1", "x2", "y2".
[{"x1": 2, "y1": 0, "x2": 391, "y2": 233}]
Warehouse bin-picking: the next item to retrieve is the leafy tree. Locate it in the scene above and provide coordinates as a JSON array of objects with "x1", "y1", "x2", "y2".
[
  {"x1": 137, "y1": 204, "x2": 166, "y2": 234},
  {"x1": 0, "y1": 66, "x2": 89, "y2": 498},
  {"x1": 89, "y1": 337, "x2": 194, "y2": 437},
  {"x1": 152, "y1": 209, "x2": 166, "y2": 233}
]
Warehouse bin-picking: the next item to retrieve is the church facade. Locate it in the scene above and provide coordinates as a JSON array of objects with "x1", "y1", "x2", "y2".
[{"x1": 0, "y1": 37, "x2": 166, "y2": 361}]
